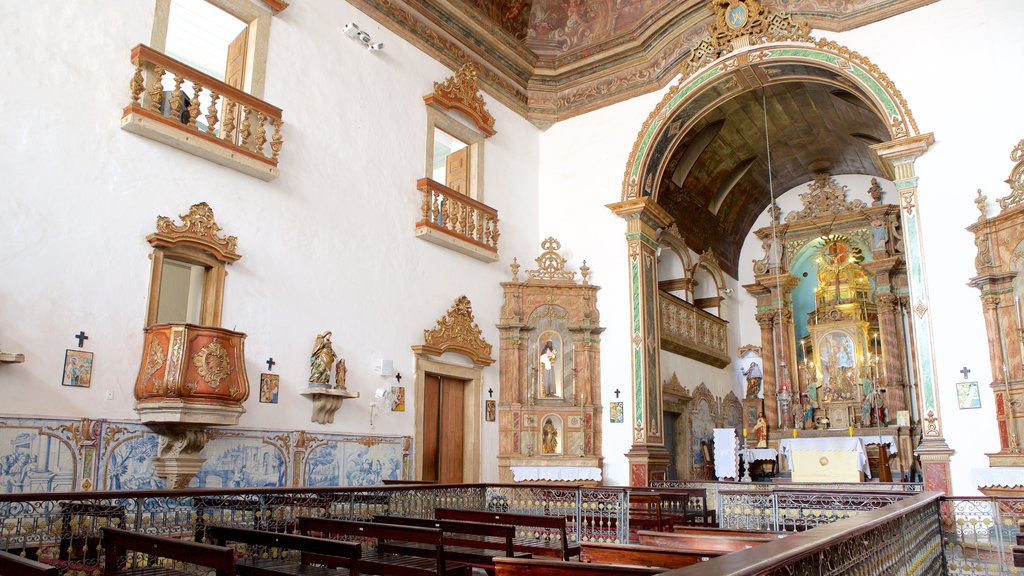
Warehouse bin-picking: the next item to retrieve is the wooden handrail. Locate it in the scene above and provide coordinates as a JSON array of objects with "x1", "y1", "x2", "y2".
[
  {"x1": 417, "y1": 178, "x2": 497, "y2": 216},
  {"x1": 131, "y1": 44, "x2": 281, "y2": 117},
  {"x1": 653, "y1": 491, "x2": 944, "y2": 576}
]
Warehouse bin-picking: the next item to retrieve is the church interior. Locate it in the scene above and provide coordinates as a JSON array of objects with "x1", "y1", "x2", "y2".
[{"x1": 1, "y1": 0, "x2": 1024, "y2": 573}]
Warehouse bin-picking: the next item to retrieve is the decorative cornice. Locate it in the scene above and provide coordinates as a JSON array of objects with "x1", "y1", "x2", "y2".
[
  {"x1": 424, "y1": 63, "x2": 497, "y2": 137},
  {"x1": 414, "y1": 295, "x2": 494, "y2": 366},
  {"x1": 148, "y1": 202, "x2": 240, "y2": 263},
  {"x1": 683, "y1": 0, "x2": 810, "y2": 76},
  {"x1": 785, "y1": 173, "x2": 867, "y2": 223}
]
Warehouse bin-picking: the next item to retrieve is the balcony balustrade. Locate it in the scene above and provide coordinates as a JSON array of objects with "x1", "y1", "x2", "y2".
[
  {"x1": 121, "y1": 44, "x2": 283, "y2": 181},
  {"x1": 659, "y1": 291, "x2": 730, "y2": 368},
  {"x1": 415, "y1": 178, "x2": 499, "y2": 262}
]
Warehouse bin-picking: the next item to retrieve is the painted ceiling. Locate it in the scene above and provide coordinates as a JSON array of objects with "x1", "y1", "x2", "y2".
[{"x1": 346, "y1": 0, "x2": 938, "y2": 125}]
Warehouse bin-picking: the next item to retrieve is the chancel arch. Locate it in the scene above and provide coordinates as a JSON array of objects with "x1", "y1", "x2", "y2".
[{"x1": 610, "y1": 0, "x2": 950, "y2": 490}]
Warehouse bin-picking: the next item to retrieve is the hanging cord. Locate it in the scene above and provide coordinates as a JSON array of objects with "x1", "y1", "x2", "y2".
[{"x1": 762, "y1": 88, "x2": 786, "y2": 426}]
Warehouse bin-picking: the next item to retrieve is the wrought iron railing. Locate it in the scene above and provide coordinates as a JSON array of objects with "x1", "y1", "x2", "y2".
[{"x1": 941, "y1": 496, "x2": 1024, "y2": 575}]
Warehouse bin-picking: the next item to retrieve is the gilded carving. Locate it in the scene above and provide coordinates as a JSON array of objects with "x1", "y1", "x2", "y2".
[
  {"x1": 143, "y1": 338, "x2": 165, "y2": 394},
  {"x1": 424, "y1": 63, "x2": 497, "y2": 137},
  {"x1": 785, "y1": 173, "x2": 867, "y2": 223},
  {"x1": 526, "y1": 237, "x2": 577, "y2": 282},
  {"x1": 149, "y1": 202, "x2": 240, "y2": 262},
  {"x1": 192, "y1": 338, "x2": 233, "y2": 391},
  {"x1": 684, "y1": 0, "x2": 810, "y2": 76},
  {"x1": 419, "y1": 295, "x2": 494, "y2": 366},
  {"x1": 997, "y1": 139, "x2": 1024, "y2": 211}
]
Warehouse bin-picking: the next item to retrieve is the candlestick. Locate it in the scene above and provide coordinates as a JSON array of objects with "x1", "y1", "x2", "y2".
[
  {"x1": 848, "y1": 425, "x2": 854, "y2": 437},
  {"x1": 792, "y1": 428, "x2": 797, "y2": 438},
  {"x1": 1016, "y1": 296, "x2": 1022, "y2": 333},
  {"x1": 743, "y1": 428, "x2": 748, "y2": 437},
  {"x1": 801, "y1": 339, "x2": 807, "y2": 362}
]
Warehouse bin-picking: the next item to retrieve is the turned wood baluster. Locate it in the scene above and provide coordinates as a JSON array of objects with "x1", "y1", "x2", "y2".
[
  {"x1": 240, "y1": 105, "x2": 253, "y2": 149},
  {"x1": 431, "y1": 190, "x2": 440, "y2": 223},
  {"x1": 188, "y1": 83, "x2": 202, "y2": 128},
  {"x1": 206, "y1": 92, "x2": 220, "y2": 133},
  {"x1": 456, "y1": 201, "x2": 465, "y2": 235},
  {"x1": 130, "y1": 59, "x2": 145, "y2": 106},
  {"x1": 468, "y1": 206, "x2": 476, "y2": 240},
  {"x1": 148, "y1": 65, "x2": 165, "y2": 113},
  {"x1": 254, "y1": 111, "x2": 267, "y2": 156},
  {"x1": 442, "y1": 193, "x2": 451, "y2": 229},
  {"x1": 491, "y1": 219, "x2": 500, "y2": 247},
  {"x1": 169, "y1": 75, "x2": 184, "y2": 121},
  {"x1": 222, "y1": 101, "x2": 237, "y2": 142},
  {"x1": 421, "y1": 188, "x2": 431, "y2": 223},
  {"x1": 270, "y1": 118, "x2": 283, "y2": 163}
]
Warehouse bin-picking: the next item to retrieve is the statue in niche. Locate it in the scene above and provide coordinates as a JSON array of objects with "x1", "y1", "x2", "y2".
[
  {"x1": 801, "y1": 395, "x2": 815, "y2": 429},
  {"x1": 861, "y1": 394, "x2": 873, "y2": 427},
  {"x1": 875, "y1": 395, "x2": 888, "y2": 426},
  {"x1": 309, "y1": 331, "x2": 337, "y2": 387},
  {"x1": 742, "y1": 361, "x2": 763, "y2": 399},
  {"x1": 870, "y1": 217, "x2": 888, "y2": 253},
  {"x1": 542, "y1": 418, "x2": 558, "y2": 454},
  {"x1": 539, "y1": 336, "x2": 559, "y2": 397},
  {"x1": 335, "y1": 358, "x2": 347, "y2": 390}
]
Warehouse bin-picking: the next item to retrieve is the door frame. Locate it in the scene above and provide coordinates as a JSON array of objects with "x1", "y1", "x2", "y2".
[{"x1": 413, "y1": 354, "x2": 482, "y2": 483}]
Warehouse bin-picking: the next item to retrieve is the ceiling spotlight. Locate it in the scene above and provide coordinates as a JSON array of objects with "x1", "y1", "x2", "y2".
[{"x1": 343, "y1": 22, "x2": 384, "y2": 52}]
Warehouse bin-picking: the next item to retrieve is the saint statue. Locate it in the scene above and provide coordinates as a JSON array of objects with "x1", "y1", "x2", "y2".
[
  {"x1": 802, "y1": 395, "x2": 815, "y2": 430},
  {"x1": 861, "y1": 395, "x2": 873, "y2": 427},
  {"x1": 742, "y1": 361, "x2": 762, "y2": 399},
  {"x1": 539, "y1": 338, "x2": 558, "y2": 397},
  {"x1": 542, "y1": 419, "x2": 558, "y2": 454},
  {"x1": 753, "y1": 412, "x2": 768, "y2": 448},
  {"x1": 334, "y1": 358, "x2": 347, "y2": 390},
  {"x1": 875, "y1": 395, "x2": 887, "y2": 426},
  {"x1": 309, "y1": 331, "x2": 337, "y2": 387}
]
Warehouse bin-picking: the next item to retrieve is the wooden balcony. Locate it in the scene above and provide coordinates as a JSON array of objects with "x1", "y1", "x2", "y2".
[
  {"x1": 120, "y1": 44, "x2": 283, "y2": 181},
  {"x1": 415, "y1": 178, "x2": 499, "y2": 262},
  {"x1": 659, "y1": 291, "x2": 730, "y2": 368}
]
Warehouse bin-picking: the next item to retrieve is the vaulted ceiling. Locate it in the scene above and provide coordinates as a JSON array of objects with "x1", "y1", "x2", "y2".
[
  {"x1": 346, "y1": 0, "x2": 937, "y2": 126},
  {"x1": 655, "y1": 81, "x2": 890, "y2": 277}
]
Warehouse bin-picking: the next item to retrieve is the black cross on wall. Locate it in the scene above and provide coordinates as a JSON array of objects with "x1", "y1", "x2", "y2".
[
  {"x1": 266, "y1": 358, "x2": 276, "y2": 371},
  {"x1": 614, "y1": 388, "x2": 621, "y2": 399},
  {"x1": 74, "y1": 331, "x2": 89, "y2": 348},
  {"x1": 960, "y1": 366, "x2": 971, "y2": 379}
]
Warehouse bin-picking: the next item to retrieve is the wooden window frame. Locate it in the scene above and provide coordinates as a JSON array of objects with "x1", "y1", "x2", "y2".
[
  {"x1": 146, "y1": 246, "x2": 227, "y2": 327},
  {"x1": 425, "y1": 107, "x2": 485, "y2": 202}
]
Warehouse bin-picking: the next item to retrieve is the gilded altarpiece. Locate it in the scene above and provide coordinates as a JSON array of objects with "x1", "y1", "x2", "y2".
[
  {"x1": 969, "y1": 139, "x2": 1024, "y2": 473},
  {"x1": 496, "y1": 238, "x2": 604, "y2": 483}
]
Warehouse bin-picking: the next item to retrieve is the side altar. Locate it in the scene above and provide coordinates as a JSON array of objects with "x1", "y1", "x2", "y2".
[
  {"x1": 744, "y1": 175, "x2": 919, "y2": 481},
  {"x1": 496, "y1": 238, "x2": 604, "y2": 483}
]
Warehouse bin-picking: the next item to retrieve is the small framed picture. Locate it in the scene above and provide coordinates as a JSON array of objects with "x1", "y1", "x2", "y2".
[
  {"x1": 610, "y1": 402, "x2": 624, "y2": 423},
  {"x1": 955, "y1": 381, "x2": 981, "y2": 409},
  {"x1": 62, "y1": 350, "x2": 94, "y2": 388},
  {"x1": 259, "y1": 373, "x2": 279, "y2": 404},
  {"x1": 484, "y1": 400, "x2": 496, "y2": 422},
  {"x1": 391, "y1": 386, "x2": 405, "y2": 411}
]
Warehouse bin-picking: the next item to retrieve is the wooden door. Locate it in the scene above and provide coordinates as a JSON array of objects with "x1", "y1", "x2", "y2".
[
  {"x1": 445, "y1": 147, "x2": 470, "y2": 195},
  {"x1": 221, "y1": 27, "x2": 248, "y2": 140},
  {"x1": 422, "y1": 374, "x2": 465, "y2": 483}
]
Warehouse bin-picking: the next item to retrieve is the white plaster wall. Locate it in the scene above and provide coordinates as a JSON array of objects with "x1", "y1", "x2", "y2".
[
  {"x1": 0, "y1": 0, "x2": 540, "y2": 483},
  {"x1": 537, "y1": 0, "x2": 1024, "y2": 492}
]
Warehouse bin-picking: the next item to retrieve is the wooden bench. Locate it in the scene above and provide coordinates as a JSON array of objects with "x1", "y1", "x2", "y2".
[
  {"x1": 434, "y1": 508, "x2": 580, "y2": 560},
  {"x1": 493, "y1": 557, "x2": 662, "y2": 576},
  {"x1": 657, "y1": 489, "x2": 715, "y2": 527},
  {"x1": 371, "y1": 515, "x2": 530, "y2": 573},
  {"x1": 101, "y1": 527, "x2": 236, "y2": 576},
  {"x1": 580, "y1": 541, "x2": 722, "y2": 569},
  {"x1": 671, "y1": 526, "x2": 786, "y2": 538},
  {"x1": 636, "y1": 530, "x2": 774, "y2": 552},
  {"x1": 0, "y1": 549, "x2": 58, "y2": 575},
  {"x1": 297, "y1": 516, "x2": 470, "y2": 576},
  {"x1": 207, "y1": 525, "x2": 361, "y2": 576},
  {"x1": 627, "y1": 494, "x2": 668, "y2": 532}
]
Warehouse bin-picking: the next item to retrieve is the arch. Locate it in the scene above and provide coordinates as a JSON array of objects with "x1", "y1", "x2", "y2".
[{"x1": 621, "y1": 37, "x2": 919, "y2": 203}]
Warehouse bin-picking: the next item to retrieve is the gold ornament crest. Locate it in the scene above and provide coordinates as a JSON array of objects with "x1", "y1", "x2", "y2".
[
  {"x1": 415, "y1": 295, "x2": 494, "y2": 366},
  {"x1": 148, "y1": 202, "x2": 240, "y2": 262},
  {"x1": 997, "y1": 139, "x2": 1024, "y2": 211},
  {"x1": 526, "y1": 237, "x2": 576, "y2": 282},
  {"x1": 423, "y1": 63, "x2": 496, "y2": 137},
  {"x1": 785, "y1": 173, "x2": 867, "y2": 223}
]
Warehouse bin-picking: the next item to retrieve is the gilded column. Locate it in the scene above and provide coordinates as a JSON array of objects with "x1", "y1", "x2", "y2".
[
  {"x1": 755, "y1": 311, "x2": 778, "y2": 427},
  {"x1": 871, "y1": 134, "x2": 952, "y2": 492},
  {"x1": 875, "y1": 292, "x2": 907, "y2": 413},
  {"x1": 608, "y1": 198, "x2": 673, "y2": 485}
]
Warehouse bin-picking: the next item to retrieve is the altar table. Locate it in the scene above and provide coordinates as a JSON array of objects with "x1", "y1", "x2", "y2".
[
  {"x1": 510, "y1": 466, "x2": 602, "y2": 482},
  {"x1": 779, "y1": 437, "x2": 869, "y2": 482}
]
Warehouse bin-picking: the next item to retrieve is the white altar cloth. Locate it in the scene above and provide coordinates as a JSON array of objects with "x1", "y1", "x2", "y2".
[
  {"x1": 857, "y1": 435, "x2": 898, "y2": 455},
  {"x1": 779, "y1": 437, "x2": 870, "y2": 475},
  {"x1": 743, "y1": 448, "x2": 779, "y2": 463},
  {"x1": 511, "y1": 466, "x2": 602, "y2": 482},
  {"x1": 713, "y1": 428, "x2": 738, "y2": 480}
]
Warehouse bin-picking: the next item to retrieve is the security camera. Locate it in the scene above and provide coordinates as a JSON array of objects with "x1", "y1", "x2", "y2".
[
  {"x1": 722, "y1": 287, "x2": 735, "y2": 296},
  {"x1": 342, "y1": 22, "x2": 360, "y2": 38},
  {"x1": 356, "y1": 31, "x2": 371, "y2": 44},
  {"x1": 368, "y1": 42, "x2": 384, "y2": 51}
]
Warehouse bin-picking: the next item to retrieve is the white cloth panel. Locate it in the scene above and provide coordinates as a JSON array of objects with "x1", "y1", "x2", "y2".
[
  {"x1": 510, "y1": 466, "x2": 603, "y2": 482},
  {"x1": 713, "y1": 428, "x2": 738, "y2": 480},
  {"x1": 778, "y1": 437, "x2": 870, "y2": 475}
]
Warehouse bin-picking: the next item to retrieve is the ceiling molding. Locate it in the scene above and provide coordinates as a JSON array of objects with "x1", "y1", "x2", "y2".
[{"x1": 344, "y1": 0, "x2": 938, "y2": 128}]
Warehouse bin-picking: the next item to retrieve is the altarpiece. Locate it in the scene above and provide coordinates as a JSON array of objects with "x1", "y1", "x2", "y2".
[{"x1": 496, "y1": 238, "x2": 604, "y2": 483}]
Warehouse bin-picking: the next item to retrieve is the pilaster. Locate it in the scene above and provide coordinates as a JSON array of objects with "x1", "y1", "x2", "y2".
[
  {"x1": 872, "y1": 133, "x2": 952, "y2": 492},
  {"x1": 608, "y1": 198, "x2": 673, "y2": 484}
]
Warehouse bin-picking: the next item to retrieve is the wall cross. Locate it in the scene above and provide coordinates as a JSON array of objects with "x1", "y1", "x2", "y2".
[
  {"x1": 960, "y1": 366, "x2": 971, "y2": 379},
  {"x1": 74, "y1": 331, "x2": 89, "y2": 348},
  {"x1": 266, "y1": 357, "x2": 276, "y2": 371}
]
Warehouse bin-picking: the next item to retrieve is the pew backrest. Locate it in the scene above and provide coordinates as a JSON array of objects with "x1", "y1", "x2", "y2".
[
  {"x1": 493, "y1": 557, "x2": 662, "y2": 576},
  {"x1": 434, "y1": 507, "x2": 576, "y2": 560},
  {"x1": 580, "y1": 541, "x2": 721, "y2": 568},
  {"x1": 0, "y1": 550, "x2": 58, "y2": 576},
  {"x1": 636, "y1": 530, "x2": 773, "y2": 552},
  {"x1": 101, "y1": 527, "x2": 236, "y2": 576},
  {"x1": 206, "y1": 524, "x2": 361, "y2": 569}
]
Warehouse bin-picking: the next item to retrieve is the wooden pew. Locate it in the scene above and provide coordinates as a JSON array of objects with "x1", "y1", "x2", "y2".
[
  {"x1": 0, "y1": 550, "x2": 58, "y2": 576},
  {"x1": 627, "y1": 494, "x2": 667, "y2": 532},
  {"x1": 636, "y1": 530, "x2": 774, "y2": 552},
  {"x1": 671, "y1": 526, "x2": 786, "y2": 538},
  {"x1": 371, "y1": 515, "x2": 530, "y2": 574},
  {"x1": 101, "y1": 527, "x2": 236, "y2": 576},
  {"x1": 493, "y1": 557, "x2": 662, "y2": 576},
  {"x1": 206, "y1": 525, "x2": 361, "y2": 576},
  {"x1": 657, "y1": 489, "x2": 715, "y2": 527},
  {"x1": 579, "y1": 541, "x2": 722, "y2": 568},
  {"x1": 297, "y1": 516, "x2": 470, "y2": 576},
  {"x1": 434, "y1": 508, "x2": 580, "y2": 560}
]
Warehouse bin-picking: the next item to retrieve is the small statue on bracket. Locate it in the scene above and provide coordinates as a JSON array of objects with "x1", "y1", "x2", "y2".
[
  {"x1": 753, "y1": 412, "x2": 768, "y2": 448},
  {"x1": 309, "y1": 331, "x2": 336, "y2": 388},
  {"x1": 335, "y1": 358, "x2": 348, "y2": 390}
]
